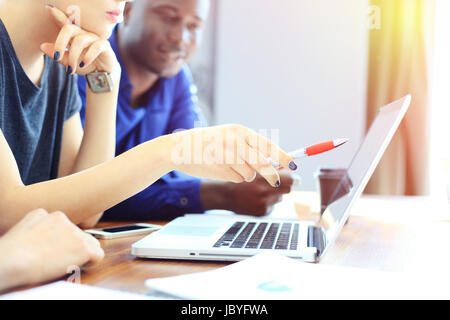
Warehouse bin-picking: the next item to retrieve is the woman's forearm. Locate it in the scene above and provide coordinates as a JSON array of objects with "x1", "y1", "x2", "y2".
[
  {"x1": 0, "y1": 135, "x2": 174, "y2": 233},
  {"x1": 71, "y1": 75, "x2": 120, "y2": 174},
  {"x1": 0, "y1": 124, "x2": 297, "y2": 234},
  {"x1": 69, "y1": 72, "x2": 121, "y2": 227}
]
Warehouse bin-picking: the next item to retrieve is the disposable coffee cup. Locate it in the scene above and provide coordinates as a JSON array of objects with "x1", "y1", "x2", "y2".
[{"x1": 315, "y1": 168, "x2": 353, "y2": 215}]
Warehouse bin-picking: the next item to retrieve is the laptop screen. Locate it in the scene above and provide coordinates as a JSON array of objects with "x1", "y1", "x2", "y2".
[{"x1": 317, "y1": 95, "x2": 411, "y2": 257}]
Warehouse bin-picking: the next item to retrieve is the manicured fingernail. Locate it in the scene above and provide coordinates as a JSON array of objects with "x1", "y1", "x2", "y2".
[
  {"x1": 45, "y1": 4, "x2": 54, "y2": 8},
  {"x1": 79, "y1": 61, "x2": 85, "y2": 68},
  {"x1": 289, "y1": 161, "x2": 298, "y2": 171},
  {"x1": 67, "y1": 65, "x2": 73, "y2": 74},
  {"x1": 53, "y1": 51, "x2": 60, "y2": 61},
  {"x1": 274, "y1": 180, "x2": 280, "y2": 188}
]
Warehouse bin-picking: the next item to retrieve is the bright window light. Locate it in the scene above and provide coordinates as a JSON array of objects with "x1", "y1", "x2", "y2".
[{"x1": 430, "y1": 0, "x2": 450, "y2": 201}]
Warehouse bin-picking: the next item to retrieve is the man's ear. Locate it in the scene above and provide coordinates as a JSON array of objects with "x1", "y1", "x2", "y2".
[{"x1": 123, "y1": 2, "x2": 133, "y2": 25}]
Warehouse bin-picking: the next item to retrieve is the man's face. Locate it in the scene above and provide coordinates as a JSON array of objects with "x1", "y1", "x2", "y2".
[{"x1": 122, "y1": 0, "x2": 209, "y2": 78}]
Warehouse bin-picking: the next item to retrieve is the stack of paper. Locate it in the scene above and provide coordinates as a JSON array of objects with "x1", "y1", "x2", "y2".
[{"x1": 146, "y1": 252, "x2": 450, "y2": 300}]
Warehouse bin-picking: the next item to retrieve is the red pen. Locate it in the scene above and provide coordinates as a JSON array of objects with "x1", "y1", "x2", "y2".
[
  {"x1": 289, "y1": 138, "x2": 349, "y2": 158},
  {"x1": 271, "y1": 138, "x2": 349, "y2": 168}
]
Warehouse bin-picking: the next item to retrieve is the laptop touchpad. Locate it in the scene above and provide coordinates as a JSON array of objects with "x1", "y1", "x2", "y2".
[{"x1": 157, "y1": 225, "x2": 220, "y2": 237}]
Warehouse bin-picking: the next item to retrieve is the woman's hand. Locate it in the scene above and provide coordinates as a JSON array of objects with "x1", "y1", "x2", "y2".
[
  {"x1": 169, "y1": 124, "x2": 298, "y2": 188},
  {"x1": 39, "y1": 5, "x2": 120, "y2": 77},
  {"x1": 0, "y1": 209, "x2": 104, "y2": 292}
]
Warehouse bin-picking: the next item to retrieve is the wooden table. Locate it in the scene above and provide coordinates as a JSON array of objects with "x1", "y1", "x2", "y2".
[
  {"x1": 80, "y1": 221, "x2": 230, "y2": 295},
  {"x1": 78, "y1": 194, "x2": 450, "y2": 295}
]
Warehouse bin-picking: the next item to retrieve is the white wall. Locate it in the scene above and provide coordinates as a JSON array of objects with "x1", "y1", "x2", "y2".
[
  {"x1": 188, "y1": 0, "x2": 218, "y2": 124},
  {"x1": 213, "y1": 0, "x2": 369, "y2": 190}
]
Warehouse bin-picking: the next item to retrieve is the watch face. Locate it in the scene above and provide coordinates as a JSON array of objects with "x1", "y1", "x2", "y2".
[{"x1": 86, "y1": 72, "x2": 113, "y2": 93}]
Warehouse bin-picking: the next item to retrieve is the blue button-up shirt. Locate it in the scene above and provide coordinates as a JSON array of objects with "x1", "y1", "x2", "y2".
[{"x1": 77, "y1": 27, "x2": 206, "y2": 220}]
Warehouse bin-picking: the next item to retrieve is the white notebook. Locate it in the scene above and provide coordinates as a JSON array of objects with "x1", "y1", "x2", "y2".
[
  {"x1": 1, "y1": 281, "x2": 151, "y2": 300},
  {"x1": 146, "y1": 252, "x2": 450, "y2": 300}
]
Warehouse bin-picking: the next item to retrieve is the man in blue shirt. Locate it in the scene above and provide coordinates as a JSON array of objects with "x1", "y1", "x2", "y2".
[{"x1": 78, "y1": 0, "x2": 294, "y2": 221}]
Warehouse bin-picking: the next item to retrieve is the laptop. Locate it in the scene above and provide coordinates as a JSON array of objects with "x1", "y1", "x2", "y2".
[{"x1": 132, "y1": 95, "x2": 411, "y2": 263}]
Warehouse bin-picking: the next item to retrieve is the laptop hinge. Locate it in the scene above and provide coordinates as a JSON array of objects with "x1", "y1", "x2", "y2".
[{"x1": 307, "y1": 226, "x2": 326, "y2": 258}]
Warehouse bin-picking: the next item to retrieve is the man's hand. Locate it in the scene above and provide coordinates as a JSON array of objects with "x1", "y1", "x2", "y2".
[
  {"x1": 0, "y1": 209, "x2": 104, "y2": 292},
  {"x1": 201, "y1": 172, "x2": 294, "y2": 216}
]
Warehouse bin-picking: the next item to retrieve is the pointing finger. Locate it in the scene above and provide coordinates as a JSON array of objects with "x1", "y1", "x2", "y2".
[{"x1": 244, "y1": 129, "x2": 298, "y2": 172}]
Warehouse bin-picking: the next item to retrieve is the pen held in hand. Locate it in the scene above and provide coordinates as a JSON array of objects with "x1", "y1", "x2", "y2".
[{"x1": 272, "y1": 138, "x2": 349, "y2": 169}]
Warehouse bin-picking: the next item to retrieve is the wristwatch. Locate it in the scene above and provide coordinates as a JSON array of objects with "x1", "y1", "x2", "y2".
[{"x1": 86, "y1": 71, "x2": 114, "y2": 93}]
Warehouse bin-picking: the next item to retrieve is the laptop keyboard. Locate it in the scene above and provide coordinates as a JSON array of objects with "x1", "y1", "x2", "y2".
[{"x1": 213, "y1": 221, "x2": 300, "y2": 250}]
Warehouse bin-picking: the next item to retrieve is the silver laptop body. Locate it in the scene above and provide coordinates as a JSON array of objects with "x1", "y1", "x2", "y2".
[{"x1": 132, "y1": 95, "x2": 411, "y2": 262}]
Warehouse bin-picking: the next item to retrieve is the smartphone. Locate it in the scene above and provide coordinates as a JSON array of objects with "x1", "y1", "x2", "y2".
[{"x1": 85, "y1": 223, "x2": 161, "y2": 239}]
